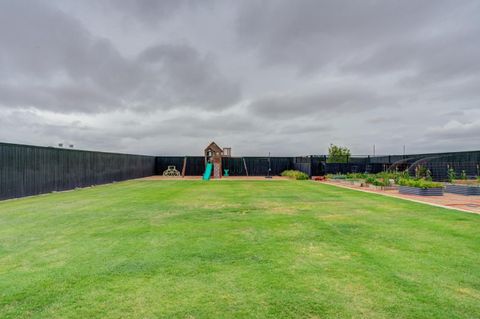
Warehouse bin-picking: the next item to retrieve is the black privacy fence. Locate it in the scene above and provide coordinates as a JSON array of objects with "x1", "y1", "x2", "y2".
[
  {"x1": 320, "y1": 150, "x2": 480, "y2": 181},
  {"x1": 0, "y1": 143, "x2": 156, "y2": 200},
  {"x1": 155, "y1": 156, "x2": 205, "y2": 176},
  {"x1": 412, "y1": 162, "x2": 480, "y2": 181},
  {"x1": 2, "y1": 142, "x2": 480, "y2": 200},
  {"x1": 323, "y1": 163, "x2": 386, "y2": 175},
  {"x1": 156, "y1": 156, "x2": 293, "y2": 176}
]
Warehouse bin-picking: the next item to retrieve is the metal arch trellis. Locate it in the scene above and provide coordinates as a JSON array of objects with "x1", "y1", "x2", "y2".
[
  {"x1": 388, "y1": 157, "x2": 419, "y2": 171},
  {"x1": 406, "y1": 156, "x2": 442, "y2": 174}
]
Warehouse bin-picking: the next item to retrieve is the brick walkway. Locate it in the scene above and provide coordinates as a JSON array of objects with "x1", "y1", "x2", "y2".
[{"x1": 321, "y1": 180, "x2": 480, "y2": 214}]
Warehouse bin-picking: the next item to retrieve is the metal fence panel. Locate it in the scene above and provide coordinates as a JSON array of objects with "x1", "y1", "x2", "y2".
[
  {"x1": 3, "y1": 142, "x2": 480, "y2": 201},
  {"x1": 0, "y1": 143, "x2": 156, "y2": 200}
]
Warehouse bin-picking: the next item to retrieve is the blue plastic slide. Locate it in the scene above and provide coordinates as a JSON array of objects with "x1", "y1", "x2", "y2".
[{"x1": 203, "y1": 163, "x2": 213, "y2": 180}]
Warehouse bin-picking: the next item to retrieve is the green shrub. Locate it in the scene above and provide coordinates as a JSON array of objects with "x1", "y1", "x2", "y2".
[
  {"x1": 365, "y1": 176, "x2": 376, "y2": 184},
  {"x1": 376, "y1": 171, "x2": 409, "y2": 184},
  {"x1": 375, "y1": 172, "x2": 392, "y2": 179},
  {"x1": 415, "y1": 166, "x2": 432, "y2": 180},
  {"x1": 366, "y1": 176, "x2": 390, "y2": 186},
  {"x1": 375, "y1": 179, "x2": 391, "y2": 187},
  {"x1": 397, "y1": 178, "x2": 443, "y2": 189},
  {"x1": 281, "y1": 170, "x2": 309, "y2": 180},
  {"x1": 461, "y1": 170, "x2": 467, "y2": 180},
  {"x1": 447, "y1": 168, "x2": 456, "y2": 183},
  {"x1": 400, "y1": 170, "x2": 410, "y2": 180},
  {"x1": 376, "y1": 172, "x2": 394, "y2": 181},
  {"x1": 346, "y1": 173, "x2": 368, "y2": 180}
]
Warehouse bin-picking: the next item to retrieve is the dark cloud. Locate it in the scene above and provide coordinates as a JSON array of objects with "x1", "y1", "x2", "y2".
[
  {"x1": 0, "y1": 83, "x2": 119, "y2": 113},
  {"x1": 104, "y1": 0, "x2": 201, "y2": 26},
  {"x1": 235, "y1": 0, "x2": 459, "y2": 72},
  {"x1": 278, "y1": 123, "x2": 331, "y2": 135},
  {"x1": 0, "y1": 1, "x2": 141, "y2": 89},
  {"x1": 0, "y1": 0, "x2": 479, "y2": 155},
  {"x1": 248, "y1": 87, "x2": 388, "y2": 118},
  {"x1": 0, "y1": 0, "x2": 240, "y2": 114},
  {"x1": 346, "y1": 23, "x2": 480, "y2": 86},
  {"x1": 136, "y1": 44, "x2": 241, "y2": 111},
  {"x1": 366, "y1": 117, "x2": 396, "y2": 124}
]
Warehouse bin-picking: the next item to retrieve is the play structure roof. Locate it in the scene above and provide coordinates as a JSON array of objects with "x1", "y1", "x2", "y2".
[{"x1": 205, "y1": 141, "x2": 223, "y2": 153}]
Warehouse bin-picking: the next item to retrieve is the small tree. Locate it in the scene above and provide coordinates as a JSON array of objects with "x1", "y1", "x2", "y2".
[{"x1": 327, "y1": 144, "x2": 351, "y2": 163}]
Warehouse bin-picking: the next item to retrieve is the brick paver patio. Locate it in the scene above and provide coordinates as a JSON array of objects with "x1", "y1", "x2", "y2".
[{"x1": 322, "y1": 180, "x2": 480, "y2": 214}]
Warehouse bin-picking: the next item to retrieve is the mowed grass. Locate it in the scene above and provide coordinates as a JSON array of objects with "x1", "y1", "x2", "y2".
[{"x1": 1, "y1": 180, "x2": 480, "y2": 318}]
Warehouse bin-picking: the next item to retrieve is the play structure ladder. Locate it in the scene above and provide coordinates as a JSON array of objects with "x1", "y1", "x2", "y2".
[{"x1": 181, "y1": 156, "x2": 187, "y2": 178}]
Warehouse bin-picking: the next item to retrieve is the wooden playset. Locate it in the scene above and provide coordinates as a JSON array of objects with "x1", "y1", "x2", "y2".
[{"x1": 204, "y1": 141, "x2": 231, "y2": 179}]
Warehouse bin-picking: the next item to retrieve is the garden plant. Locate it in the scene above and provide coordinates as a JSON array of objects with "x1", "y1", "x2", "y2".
[{"x1": 281, "y1": 170, "x2": 309, "y2": 180}]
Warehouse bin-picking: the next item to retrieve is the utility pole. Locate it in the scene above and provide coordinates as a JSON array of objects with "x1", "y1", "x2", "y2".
[{"x1": 373, "y1": 144, "x2": 376, "y2": 157}]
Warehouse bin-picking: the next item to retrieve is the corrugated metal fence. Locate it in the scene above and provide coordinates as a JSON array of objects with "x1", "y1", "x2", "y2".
[
  {"x1": 232, "y1": 157, "x2": 292, "y2": 176},
  {"x1": 156, "y1": 156, "x2": 205, "y2": 176},
  {"x1": 156, "y1": 156, "x2": 293, "y2": 176},
  {"x1": 0, "y1": 143, "x2": 156, "y2": 200},
  {"x1": 3, "y1": 142, "x2": 480, "y2": 200}
]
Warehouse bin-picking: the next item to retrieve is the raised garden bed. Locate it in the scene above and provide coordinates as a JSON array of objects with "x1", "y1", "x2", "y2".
[
  {"x1": 345, "y1": 179, "x2": 365, "y2": 186},
  {"x1": 445, "y1": 184, "x2": 480, "y2": 196},
  {"x1": 353, "y1": 180, "x2": 366, "y2": 187},
  {"x1": 328, "y1": 175, "x2": 347, "y2": 180},
  {"x1": 399, "y1": 186, "x2": 444, "y2": 196},
  {"x1": 368, "y1": 184, "x2": 398, "y2": 191}
]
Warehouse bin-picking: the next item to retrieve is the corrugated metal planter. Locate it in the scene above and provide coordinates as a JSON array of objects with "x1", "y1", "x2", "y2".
[
  {"x1": 399, "y1": 186, "x2": 444, "y2": 196},
  {"x1": 445, "y1": 184, "x2": 480, "y2": 196},
  {"x1": 368, "y1": 185, "x2": 398, "y2": 191},
  {"x1": 352, "y1": 180, "x2": 366, "y2": 187}
]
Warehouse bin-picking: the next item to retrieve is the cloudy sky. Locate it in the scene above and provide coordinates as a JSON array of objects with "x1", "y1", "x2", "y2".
[{"x1": 0, "y1": 0, "x2": 479, "y2": 156}]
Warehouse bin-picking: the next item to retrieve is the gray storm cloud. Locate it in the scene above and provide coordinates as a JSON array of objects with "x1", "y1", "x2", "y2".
[
  {"x1": 0, "y1": 0, "x2": 240, "y2": 114},
  {"x1": 0, "y1": 0, "x2": 479, "y2": 155}
]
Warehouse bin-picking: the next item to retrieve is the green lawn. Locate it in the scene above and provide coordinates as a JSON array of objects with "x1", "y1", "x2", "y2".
[{"x1": 1, "y1": 180, "x2": 479, "y2": 318}]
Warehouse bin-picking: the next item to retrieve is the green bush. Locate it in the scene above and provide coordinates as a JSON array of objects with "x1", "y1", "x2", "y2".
[
  {"x1": 415, "y1": 165, "x2": 432, "y2": 180},
  {"x1": 346, "y1": 173, "x2": 369, "y2": 180},
  {"x1": 365, "y1": 176, "x2": 376, "y2": 184},
  {"x1": 375, "y1": 172, "x2": 391, "y2": 179},
  {"x1": 366, "y1": 176, "x2": 390, "y2": 186},
  {"x1": 376, "y1": 172, "x2": 394, "y2": 182},
  {"x1": 397, "y1": 178, "x2": 443, "y2": 189},
  {"x1": 376, "y1": 171, "x2": 409, "y2": 184},
  {"x1": 447, "y1": 168, "x2": 456, "y2": 183},
  {"x1": 399, "y1": 170, "x2": 410, "y2": 180},
  {"x1": 281, "y1": 170, "x2": 309, "y2": 180}
]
